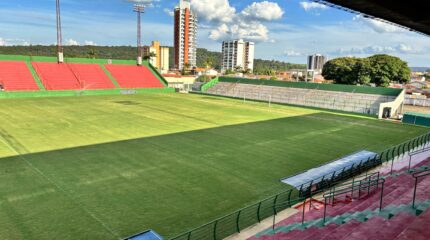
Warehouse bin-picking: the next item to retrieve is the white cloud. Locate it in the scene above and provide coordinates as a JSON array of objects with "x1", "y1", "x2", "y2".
[
  {"x1": 0, "y1": 38, "x2": 6, "y2": 46},
  {"x1": 285, "y1": 50, "x2": 302, "y2": 56},
  {"x1": 300, "y1": 2, "x2": 327, "y2": 11},
  {"x1": 65, "y1": 38, "x2": 80, "y2": 46},
  {"x1": 209, "y1": 21, "x2": 269, "y2": 42},
  {"x1": 242, "y1": 1, "x2": 284, "y2": 21},
  {"x1": 353, "y1": 15, "x2": 404, "y2": 33},
  {"x1": 335, "y1": 44, "x2": 418, "y2": 55},
  {"x1": 196, "y1": 1, "x2": 283, "y2": 43},
  {"x1": 163, "y1": 8, "x2": 174, "y2": 17},
  {"x1": 191, "y1": 0, "x2": 236, "y2": 23},
  {"x1": 84, "y1": 40, "x2": 97, "y2": 46}
]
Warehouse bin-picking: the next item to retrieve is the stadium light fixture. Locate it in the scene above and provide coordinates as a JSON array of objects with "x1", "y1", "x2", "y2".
[
  {"x1": 127, "y1": 0, "x2": 153, "y2": 66},
  {"x1": 56, "y1": 0, "x2": 64, "y2": 63},
  {"x1": 134, "y1": 4, "x2": 145, "y2": 66}
]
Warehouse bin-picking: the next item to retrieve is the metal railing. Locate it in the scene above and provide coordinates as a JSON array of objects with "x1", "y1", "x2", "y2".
[
  {"x1": 170, "y1": 132, "x2": 430, "y2": 240},
  {"x1": 323, "y1": 178, "x2": 385, "y2": 223},
  {"x1": 408, "y1": 147, "x2": 430, "y2": 171},
  {"x1": 412, "y1": 169, "x2": 430, "y2": 208}
]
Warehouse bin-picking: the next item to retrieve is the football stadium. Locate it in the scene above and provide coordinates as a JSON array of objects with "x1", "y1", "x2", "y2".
[{"x1": 1, "y1": 0, "x2": 430, "y2": 240}]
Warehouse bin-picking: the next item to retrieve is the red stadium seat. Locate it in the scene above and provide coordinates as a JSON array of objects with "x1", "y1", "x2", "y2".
[
  {"x1": 68, "y1": 63, "x2": 116, "y2": 90},
  {"x1": 104, "y1": 64, "x2": 164, "y2": 89},
  {"x1": 0, "y1": 61, "x2": 39, "y2": 91},
  {"x1": 32, "y1": 62, "x2": 117, "y2": 90},
  {"x1": 32, "y1": 62, "x2": 81, "y2": 90}
]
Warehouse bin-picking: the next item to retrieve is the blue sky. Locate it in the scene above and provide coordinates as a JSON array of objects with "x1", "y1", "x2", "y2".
[{"x1": 0, "y1": 0, "x2": 429, "y2": 66}]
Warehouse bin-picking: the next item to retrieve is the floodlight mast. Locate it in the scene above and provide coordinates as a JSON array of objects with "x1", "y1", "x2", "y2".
[
  {"x1": 134, "y1": 4, "x2": 145, "y2": 66},
  {"x1": 56, "y1": 0, "x2": 64, "y2": 63}
]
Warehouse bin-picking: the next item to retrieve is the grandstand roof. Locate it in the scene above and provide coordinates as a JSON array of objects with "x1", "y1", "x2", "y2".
[{"x1": 321, "y1": 0, "x2": 430, "y2": 36}]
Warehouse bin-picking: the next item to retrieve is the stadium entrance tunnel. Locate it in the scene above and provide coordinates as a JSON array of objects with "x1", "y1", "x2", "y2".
[{"x1": 0, "y1": 112, "x2": 426, "y2": 239}]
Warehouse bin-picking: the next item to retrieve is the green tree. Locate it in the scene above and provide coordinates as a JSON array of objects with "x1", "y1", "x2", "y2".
[
  {"x1": 196, "y1": 75, "x2": 211, "y2": 83},
  {"x1": 322, "y1": 54, "x2": 411, "y2": 87},
  {"x1": 368, "y1": 54, "x2": 410, "y2": 87},
  {"x1": 203, "y1": 57, "x2": 214, "y2": 69},
  {"x1": 224, "y1": 69, "x2": 235, "y2": 75}
]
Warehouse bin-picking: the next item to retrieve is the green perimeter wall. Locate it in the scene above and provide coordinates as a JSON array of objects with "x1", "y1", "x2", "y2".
[
  {"x1": 218, "y1": 76, "x2": 403, "y2": 97},
  {"x1": 0, "y1": 88, "x2": 175, "y2": 99},
  {"x1": 0, "y1": 54, "x2": 136, "y2": 65},
  {"x1": 403, "y1": 112, "x2": 430, "y2": 127}
]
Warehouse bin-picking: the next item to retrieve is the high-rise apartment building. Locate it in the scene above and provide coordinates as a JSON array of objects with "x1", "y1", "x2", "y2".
[
  {"x1": 143, "y1": 41, "x2": 170, "y2": 73},
  {"x1": 307, "y1": 54, "x2": 327, "y2": 73},
  {"x1": 174, "y1": 0, "x2": 198, "y2": 71},
  {"x1": 221, "y1": 39, "x2": 255, "y2": 73}
]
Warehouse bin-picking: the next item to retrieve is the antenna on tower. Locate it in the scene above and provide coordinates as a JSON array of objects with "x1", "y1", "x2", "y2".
[{"x1": 56, "y1": 0, "x2": 64, "y2": 63}]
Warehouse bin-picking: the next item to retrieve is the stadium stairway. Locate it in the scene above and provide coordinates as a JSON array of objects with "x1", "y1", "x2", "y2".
[
  {"x1": 32, "y1": 62, "x2": 81, "y2": 90},
  {"x1": 250, "y1": 158, "x2": 430, "y2": 240},
  {"x1": 0, "y1": 61, "x2": 40, "y2": 91},
  {"x1": 104, "y1": 64, "x2": 165, "y2": 89}
]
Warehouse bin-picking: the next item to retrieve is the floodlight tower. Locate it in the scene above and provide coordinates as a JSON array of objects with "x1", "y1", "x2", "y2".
[
  {"x1": 56, "y1": 0, "x2": 64, "y2": 63},
  {"x1": 134, "y1": 4, "x2": 145, "y2": 66}
]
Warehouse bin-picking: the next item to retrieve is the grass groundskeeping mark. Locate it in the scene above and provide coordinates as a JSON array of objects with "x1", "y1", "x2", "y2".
[{"x1": 0, "y1": 93, "x2": 427, "y2": 239}]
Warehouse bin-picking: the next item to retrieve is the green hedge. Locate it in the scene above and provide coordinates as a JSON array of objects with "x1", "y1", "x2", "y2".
[{"x1": 219, "y1": 77, "x2": 402, "y2": 96}]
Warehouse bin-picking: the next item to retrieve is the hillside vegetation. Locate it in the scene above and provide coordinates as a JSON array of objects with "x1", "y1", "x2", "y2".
[{"x1": 0, "y1": 45, "x2": 306, "y2": 73}]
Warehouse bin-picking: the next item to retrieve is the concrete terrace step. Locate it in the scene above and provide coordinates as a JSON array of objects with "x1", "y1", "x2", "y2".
[{"x1": 253, "y1": 200, "x2": 430, "y2": 240}]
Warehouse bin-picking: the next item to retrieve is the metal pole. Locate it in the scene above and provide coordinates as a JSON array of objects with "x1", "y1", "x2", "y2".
[
  {"x1": 408, "y1": 154, "x2": 413, "y2": 171},
  {"x1": 412, "y1": 177, "x2": 418, "y2": 208},
  {"x1": 213, "y1": 220, "x2": 218, "y2": 240},
  {"x1": 379, "y1": 181, "x2": 384, "y2": 211},
  {"x1": 302, "y1": 199, "x2": 306, "y2": 225},
  {"x1": 137, "y1": 10, "x2": 141, "y2": 58},
  {"x1": 257, "y1": 202, "x2": 262, "y2": 222},
  {"x1": 236, "y1": 210, "x2": 241, "y2": 232},
  {"x1": 272, "y1": 213, "x2": 276, "y2": 230},
  {"x1": 56, "y1": 0, "x2": 62, "y2": 54},
  {"x1": 323, "y1": 197, "x2": 327, "y2": 223}
]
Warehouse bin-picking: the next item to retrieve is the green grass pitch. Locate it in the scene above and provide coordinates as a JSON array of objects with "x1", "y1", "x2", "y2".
[{"x1": 0, "y1": 93, "x2": 427, "y2": 239}]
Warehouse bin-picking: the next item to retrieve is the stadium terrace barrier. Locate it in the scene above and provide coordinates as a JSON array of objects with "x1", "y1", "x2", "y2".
[
  {"x1": 403, "y1": 112, "x2": 430, "y2": 127},
  {"x1": 218, "y1": 77, "x2": 403, "y2": 97},
  {"x1": 170, "y1": 131, "x2": 430, "y2": 240},
  {"x1": 0, "y1": 88, "x2": 174, "y2": 99},
  {"x1": 200, "y1": 77, "x2": 219, "y2": 92}
]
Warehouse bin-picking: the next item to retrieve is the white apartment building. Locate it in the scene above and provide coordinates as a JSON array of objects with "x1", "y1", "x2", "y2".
[
  {"x1": 222, "y1": 39, "x2": 255, "y2": 73},
  {"x1": 308, "y1": 54, "x2": 327, "y2": 73}
]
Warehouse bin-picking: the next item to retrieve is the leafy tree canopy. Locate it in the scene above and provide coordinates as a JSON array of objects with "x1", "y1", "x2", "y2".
[{"x1": 322, "y1": 54, "x2": 411, "y2": 87}]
